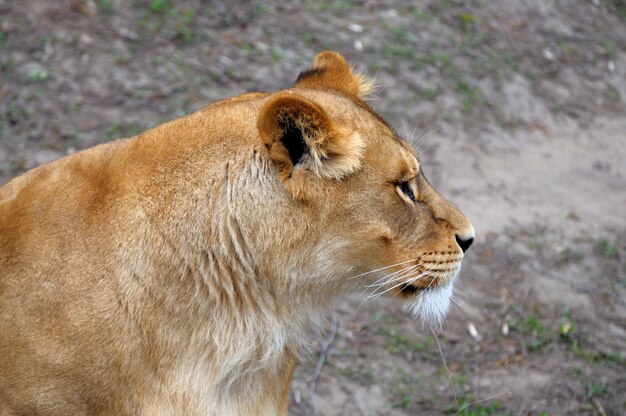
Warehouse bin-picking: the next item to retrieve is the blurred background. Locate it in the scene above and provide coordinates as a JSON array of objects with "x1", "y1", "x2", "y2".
[{"x1": 1, "y1": 1, "x2": 625, "y2": 414}]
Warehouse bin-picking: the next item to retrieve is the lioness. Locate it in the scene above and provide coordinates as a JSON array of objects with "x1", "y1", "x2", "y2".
[{"x1": 0, "y1": 51, "x2": 473, "y2": 415}]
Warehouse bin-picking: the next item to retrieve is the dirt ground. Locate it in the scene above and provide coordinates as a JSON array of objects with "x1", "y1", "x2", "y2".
[{"x1": 1, "y1": 1, "x2": 625, "y2": 415}]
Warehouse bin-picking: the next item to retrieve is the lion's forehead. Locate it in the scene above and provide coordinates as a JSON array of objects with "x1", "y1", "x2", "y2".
[{"x1": 312, "y1": 95, "x2": 420, "y2": 172}]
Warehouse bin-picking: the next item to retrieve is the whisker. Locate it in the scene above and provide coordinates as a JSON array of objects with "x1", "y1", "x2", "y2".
[
  {"x1": 367, "y1": 269, "x2": 432, "y2": 300},
  {"x1": 365, "y1": 264, "x2": 419, "y2": 288},
  {"x1": 450, "y1": 294, "x2": 462, "y2": 307},
  {"x1": 449, "y1": 295, "x2": 463, "y2": 314},
  {"x1": 402, "y1": 268, "x2": 433, "y2": 287},
  {"x1": 402, "y1": 117, "x2": 424, "y2": 146},
  {"x1": 414, "y1": 127, "x2": 441, "y2": 151},
  {"x1": 410, "y1": 121, "x2": 420, "y2": 143},
  {"x1": 383, "y1": 265, "x2": 424, "y2": 286},
  {"x1": 453, "y1": 287, "x2": 469, "y2": 300},
  {"x1": 365, "y1": 264, "x2": 421, "y2": 289},
  {"x1": 401, "y1": 119, "x2": 409, "y2": 141},
  {"x1": 414, "y1": 272, "x2": 438, "y2": 297},
  {"x1": 424, "y1": 278, "x2": 437, "y2": 293},
  {"x1": 365, "y1": 266, "x2": 422, "y2": 299},
  {"x1": 359, "y1": 272, "x2": 417, "y2": 308},
  {"x1": 347, "y1": 258, "x2": 417, "y2": 280}
]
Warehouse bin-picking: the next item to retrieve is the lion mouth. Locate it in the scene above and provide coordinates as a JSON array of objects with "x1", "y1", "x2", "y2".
[{"x1": 399, "y1": 283, "x2": 421, "y2": 295}]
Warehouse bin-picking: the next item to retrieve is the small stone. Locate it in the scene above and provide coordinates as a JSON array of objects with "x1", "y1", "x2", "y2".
[
  {"x1": 348, "y1": 23, "x2": 363, "y2": 33},
  {"x1": 79, "y1": 33, "x2": 93, "y2": 45},
  {"x1": 381, "y1": 9, "x2": 399, "y2": 19},
  {"x1": 219, "y1": 55, "x2": 234, "y2": 66},
  {"x1": 118, "y1": 28, "x2": 138, "y2": 41},
  {"x1": 467, "y1": 322, "x2": 482, "y2": 341},
  {"x1": 543, "y1": 49, "x2": 555, "y2": 61}
]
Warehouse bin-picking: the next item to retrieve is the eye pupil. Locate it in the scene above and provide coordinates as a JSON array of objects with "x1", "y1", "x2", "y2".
[{"x1": 399, "y1": 181, "x2": 417, "y2": 202}]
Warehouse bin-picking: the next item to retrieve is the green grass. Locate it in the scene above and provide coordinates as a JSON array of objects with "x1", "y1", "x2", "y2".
[
  {"x1": 385, "y1": 329, "x2": 427, "y2": 353},
  {"x1": 418, "y1": 86, "x2": 441, "y2": 100},
  {"x1": 586, "y1": 380, "x2": 609, "y2": 399},
  {"x1": 594, "y1": 238, "x2": 620, "y2": 259},
  {"x1": 269, "y1": 46, "x2": 283, "y2": 62},
  {"x1": 389, "y1": 369, "x2": 418, "y2": 409},
  {"x1": 457, "y1": 81, "x2": 485, "y2": 112},
  {"x1": 608, "y1": 0, "x2": 626, "y2": 20},
  {"x1": 508, "y1": 306, "x2": 552, "y2": 352},
  {"x1": 571, "y1": 341, "x2": 626, "y2": 367},
  {"x1": 7, "y1": 102, "x2": 29, "y2": 124},
  {"x1": 556, "y1": 246, "x2": 584, "y2": 266},
  {"x1": 387, "y1": 369, "x2": 432, "y2": 411},
  {"x1": 142, "y1": 2, "x2": 201, "y2": 44},
  {"x1": 605, "y1": 84, "x2": 622, "y2": 103},
  {"x1": 457, "y1": 12, "x2": 477, "y2": 33},
  {"x1": 413, "y1": 6, "x2": 430, "y2": 22},
  {"x1": 446, "y1": 395, "x2": 511, "y2": 415},
  {"x1": 23, "y1": 68, "x2": 48, "y2": 83},
  {"x1": 97, "y1": 0, "x2": 114, "y2": 13},
  {"x1": 149, "y1": 0, "x2": 169, "y2": 14},
  {"x1": 174, "y1": 8, "x2": 197, "y2": 43},
  {"x1": 301, "y1": 32, "x2": 316, "y2": 44},
  {"x1": 255, "y1": 3, "x2": 271, "y2": 14},
  {"x1": 315, "y1": 0, "x2": 357, "y2": 12},
  {"x1": 558, "y1": 308, "x2": 576, "y2": 341},
  {"x1": 67, "y1": 102, "x2": 82, "y2": 115},
  {"x1": 382, "y1": 23, "x2": 418, "y2": 62},
  {"x1": 375, "y1": 3, "x2": 525, "y2": 123},
  {"x1": 339, "y1": 363, "x2": 375, "y2": 383},
  {"x1": 524, "y1": 226, "x2": 548, "y2": 251}
]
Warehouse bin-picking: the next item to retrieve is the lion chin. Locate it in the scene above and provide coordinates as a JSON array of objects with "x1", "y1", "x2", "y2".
[{"x1": 404, "y1": 282, "x2": 455, "y2": 328}]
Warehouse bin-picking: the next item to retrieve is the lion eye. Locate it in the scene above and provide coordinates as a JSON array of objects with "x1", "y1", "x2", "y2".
[{"x1": 398, "y1": 181, "x2": 417, "y2": 203}]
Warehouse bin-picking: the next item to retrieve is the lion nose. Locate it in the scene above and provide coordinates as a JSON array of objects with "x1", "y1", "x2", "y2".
[{"x1": 455, "y1": 234, "x2": 474, "y2": 253}]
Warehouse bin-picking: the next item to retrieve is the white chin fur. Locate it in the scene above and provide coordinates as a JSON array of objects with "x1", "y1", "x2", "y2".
[{"x1": 403, "y1": 284, "x2": 453, "y2": 328}]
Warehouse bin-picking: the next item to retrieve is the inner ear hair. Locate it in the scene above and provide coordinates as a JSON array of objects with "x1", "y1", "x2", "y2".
[
  {"x1": 258, "y1": 93, "x2": 365, "y2": 185},
  {"x1": 278, "y1": 116, "x2": 306, "y2": 166},
  {"x1": 258, "y1": 94, "x2": 332, "y2": 180}
]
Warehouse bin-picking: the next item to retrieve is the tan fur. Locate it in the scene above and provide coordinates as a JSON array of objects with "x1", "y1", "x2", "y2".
[
  {"x1": 295, "y1": 51, "x2": 376, "y2": 99},
  {"x1": 0, "y1": 51, "x2": 473, "y2": 415}
]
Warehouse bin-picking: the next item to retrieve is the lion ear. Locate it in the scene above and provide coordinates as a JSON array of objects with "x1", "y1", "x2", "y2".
[
  {"x1": 258, "y1": 93, "x2": 365, "y2": 196},
  {"x1": 295, "y1": 51, "x2": 375, "y2": 99}
]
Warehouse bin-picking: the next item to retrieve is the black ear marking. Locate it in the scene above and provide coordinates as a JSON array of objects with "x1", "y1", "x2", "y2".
[
  {"x1": 279, "y1": 118, "x2": 307, "y2": 166},
  {"x1": 295, "y1": 67, "x2": 327, "y2": 84}
]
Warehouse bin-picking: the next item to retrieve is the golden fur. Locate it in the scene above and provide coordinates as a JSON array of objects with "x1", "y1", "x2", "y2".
[{"x1": 0, "y1": 51, "x2": 474, "y2": 415}]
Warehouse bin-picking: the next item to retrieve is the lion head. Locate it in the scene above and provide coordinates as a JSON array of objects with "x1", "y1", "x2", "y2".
[{"x1": 247, "y1": 51, "x2": 475, "y2": 325}]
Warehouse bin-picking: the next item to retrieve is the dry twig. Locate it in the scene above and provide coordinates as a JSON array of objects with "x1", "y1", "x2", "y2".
[
  {"x1": 432, "y1": 328, "x2": 459, "y2": 412},
  {"x1": 308, "y1": 313, "x2": 339, "y2": 416}
]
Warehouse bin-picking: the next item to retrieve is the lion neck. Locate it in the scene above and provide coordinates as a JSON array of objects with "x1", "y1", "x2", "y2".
[{"x1": 122, "y1": 146, "x2": 333, "y2": 403}]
